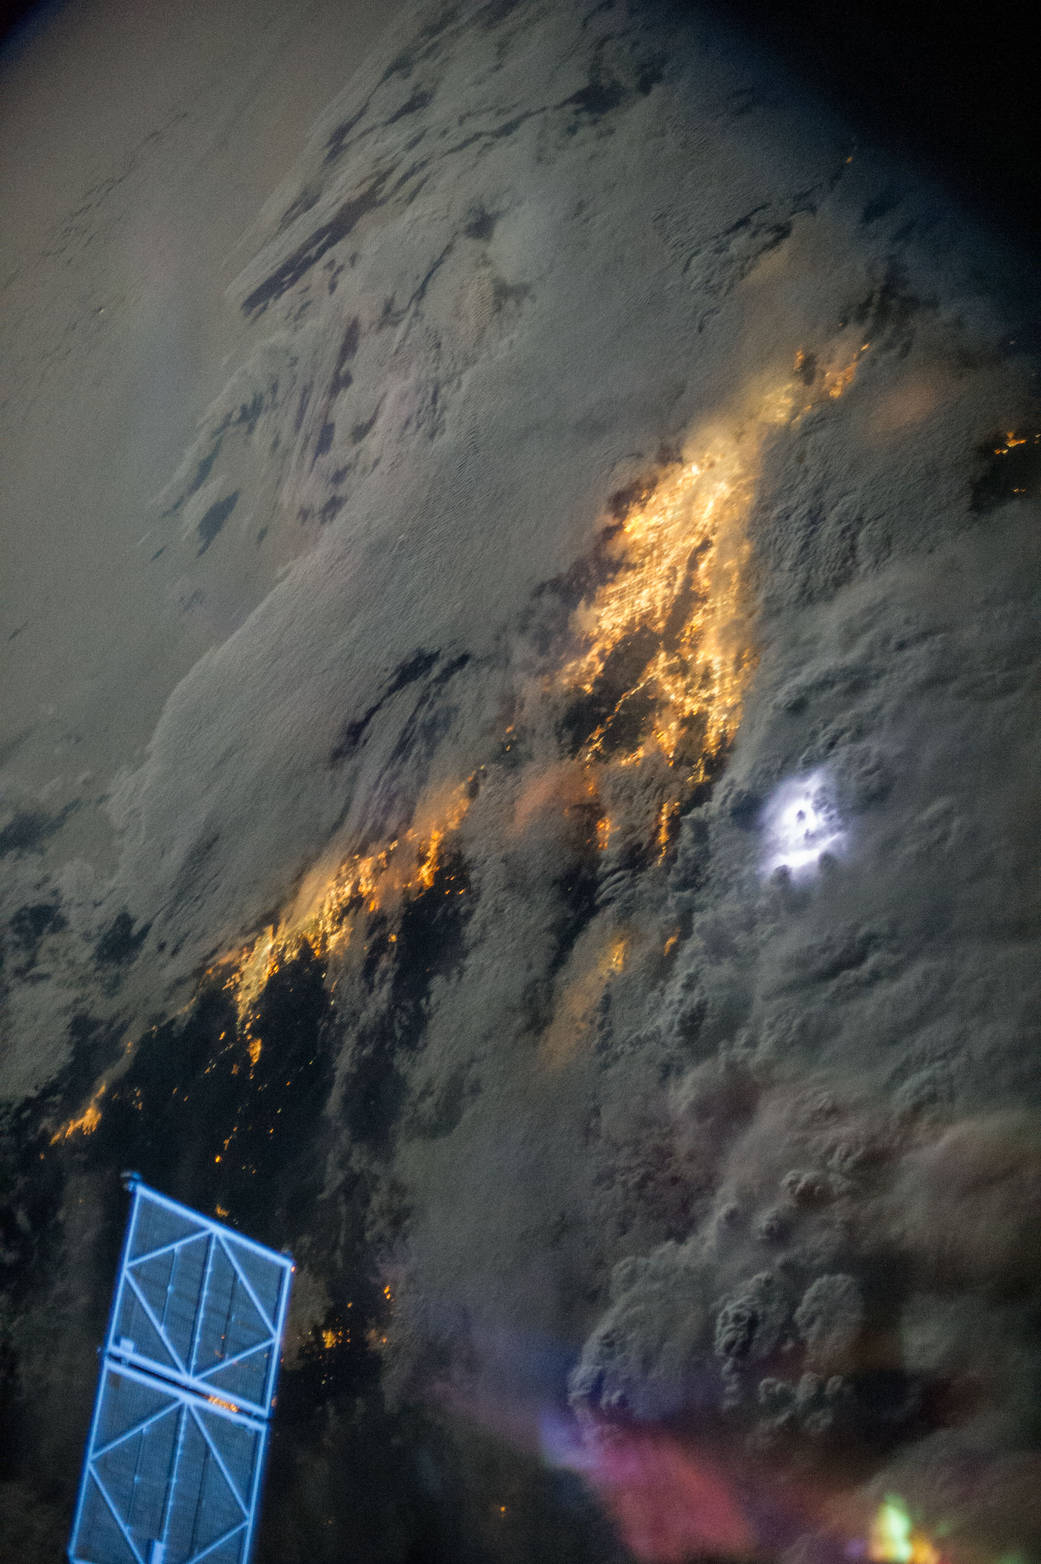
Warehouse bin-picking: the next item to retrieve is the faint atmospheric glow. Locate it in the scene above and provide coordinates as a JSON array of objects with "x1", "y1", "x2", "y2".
[
  {"x1": 544, "y1": 1425, "x2": 950, "y2": 1564},
  {"x1": 538, "y1": 925, "x2": 630, "y2": 1070},
  {"x1": 762, "y1": 769, "x2": 845, "y2": 877},
  {"x1": 541, "y1": 1413, "x2": 752, "y2": 1563}
]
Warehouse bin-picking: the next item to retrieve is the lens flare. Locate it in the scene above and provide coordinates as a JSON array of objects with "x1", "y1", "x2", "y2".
[
  {"x1": 862, "y1": 1496, "x2": 944, "y2": 1564},
  {"x1": 543, "y1": 1414, "x2": 753, "y2": 1564}
]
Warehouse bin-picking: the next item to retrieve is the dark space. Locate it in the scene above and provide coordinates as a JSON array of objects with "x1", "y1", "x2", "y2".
[{"x1": 704, "y1": 0, "x2": 1041, "y2": 252}]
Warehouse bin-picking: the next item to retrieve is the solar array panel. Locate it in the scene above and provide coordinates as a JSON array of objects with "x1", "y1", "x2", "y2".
[{"x1": 68, "y1": 1178, "x2": 293, "y2": 1564}]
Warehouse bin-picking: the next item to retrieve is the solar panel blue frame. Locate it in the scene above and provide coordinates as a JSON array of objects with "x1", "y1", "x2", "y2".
[
  {"x1": 69, "y1": 1361, "x2": 269, "y2": 1564},
  {"x1": 68, "y1": 1177, "x2": 293, "y2": 1564},
  {"x1": 104, "y1": 1179, "x2": 293, "y2": 1419}
]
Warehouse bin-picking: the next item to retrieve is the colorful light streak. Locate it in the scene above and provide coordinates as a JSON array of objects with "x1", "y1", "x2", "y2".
[
  {"x1": 860, "y1": 1496, "x2": 944, "y2": 1564},
  {"x1": 541, "y1": 1413, "x2": 753, "y2": 1564}
]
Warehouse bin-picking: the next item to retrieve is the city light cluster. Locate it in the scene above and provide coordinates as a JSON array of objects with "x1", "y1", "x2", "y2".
[{"x1": 52, "y1": 340, "x2": 872, "y2": 1138}]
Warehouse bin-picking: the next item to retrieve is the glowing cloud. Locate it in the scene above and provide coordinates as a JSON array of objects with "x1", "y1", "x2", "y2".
[{"x1": 762, "y1": 769, "x2": 845, "y2": 877}]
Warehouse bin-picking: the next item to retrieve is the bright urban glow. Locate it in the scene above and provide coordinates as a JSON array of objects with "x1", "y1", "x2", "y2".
[{"x1": 53, "y1": 341, "x2": 874, "y2": 1140}]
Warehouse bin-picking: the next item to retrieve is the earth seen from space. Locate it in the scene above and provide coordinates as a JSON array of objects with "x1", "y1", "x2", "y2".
[{"x1": 2, "y1": 2, "x2": 1041, "y2": 1561}]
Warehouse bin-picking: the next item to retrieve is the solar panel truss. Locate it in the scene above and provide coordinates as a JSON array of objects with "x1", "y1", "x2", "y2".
[
  {"x1": 69, "y1": 1360, "x2": 269, "y2": 1564},
  {"x1": 69, "y1": 1177, "x2": 293, "y2": 1564}
]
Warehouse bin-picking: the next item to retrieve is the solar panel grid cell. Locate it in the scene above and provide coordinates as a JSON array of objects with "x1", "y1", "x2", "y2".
[{"x1": 68, "y1": 1180, "x2": 291, "y2": 1564}]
